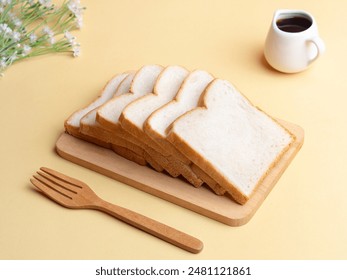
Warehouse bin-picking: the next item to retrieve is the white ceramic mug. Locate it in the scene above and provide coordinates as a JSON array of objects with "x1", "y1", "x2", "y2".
[{"x1": 264, "y1": 9, "x2": 325, "y2": 73}]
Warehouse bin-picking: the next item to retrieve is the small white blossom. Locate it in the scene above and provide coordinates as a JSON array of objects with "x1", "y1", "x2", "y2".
[
  {"x1": 73, "y1": 45, "x2": 80, "y2": 57},
  {"x1": 0, "y1": 23, "x2": 7, "y2": 33},
  {"x1": 0, "y1": 58, "x2": 7, "y2": 69},
  {"x1": 29, "y1": 33, "x2": 37, "y2": 43},
  {"x1": 42, "y1": 26, "x2": 55, "y2": 44},
  {"x1": 68, "y1": 0, "x2": 84, "y2": 29},
  {"x1": 42, "y1": 26, "x2": 53, "y2": 36},
  {"x1": 64, "y1": 31, "x2": 76, "y2": 45},
  {"x1": 12, "y1": 31, "x2": 21, "y2": 42},
  {"x1": 13, "y1": 17, "x2": 22, "y2": 28},
  {"x1": 49, "y1": 36, "x2": 55, "y2": 44},
  {"x1": 76, "y1": 16, "x2": 83, "y2": 29},
  {"x1": 68, "y1": 0, "x2": 83, "y2": 15},
  {"x1": 0, "y1": 0, "x2": 83, "y2": 75},
  {"x1": 0, "y1": 23, "x2": 12, "y2": 37},
  {"x1": 23, "y1": 45, "x2": 32, "y2": 56},
  {"x1": 39, "y1": 0, "x2": 52, "y2": 8},
  {"x1": 0, "y1": 0, "x2": 12, "y2": 6}
]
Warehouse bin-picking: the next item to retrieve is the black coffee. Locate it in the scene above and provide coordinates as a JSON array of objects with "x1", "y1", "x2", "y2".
[{"x1": 276, "y1": 16, "x2": 312, "y2": 33}]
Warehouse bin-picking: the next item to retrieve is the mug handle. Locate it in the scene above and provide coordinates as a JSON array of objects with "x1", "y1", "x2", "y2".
[{"x1": 308, "y1": 37, "x2": 325, "y2": 64}]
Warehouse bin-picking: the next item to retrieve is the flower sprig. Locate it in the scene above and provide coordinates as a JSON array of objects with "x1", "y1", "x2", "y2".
[{"x1": 0, "y1": 0, "x2": 85, "y2": 76}]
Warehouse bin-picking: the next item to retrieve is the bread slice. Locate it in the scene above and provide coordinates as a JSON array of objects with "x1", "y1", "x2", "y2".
[
  {"x1": 144, "y1": 70, "x2": 213, "y2": 163},
  {"x1": 64, "y1": 72, "x2": 150, "y2": 165},
  {"x1": 167, "y1": 79, "x2": 295, "y2": 204},
  {"x1": 143, "y1": 69, "x2": 225, "y2": 194},
  {"x1": 79, "y1": 72, "x2": 140, "y2": 150},
  {"x1": 120, "y1": 66, "x2": 207, "y2": 187},
  {"x1": 111, "y1": 144, "x2": 147, "y2": 166},
  {"x1": 64, "y1": 72, "x2": 130, "y2": 147},
  {"x1": 80, "y1": 72, "x2": 135, "y2": 143},
  {"x1": 96, "y1": 64, "x2": 166, "y2": 172},
  {"x1": 78, "y1": 72, "x2": 148, "y2": 166},
  {"x1": 80, "y1": 70, "x2": 164, "y2": 169}
]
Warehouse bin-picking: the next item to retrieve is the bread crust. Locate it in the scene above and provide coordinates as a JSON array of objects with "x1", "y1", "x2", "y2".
[
  {"x1": 64, "y1": 72, "x2": 130, "y2": 137},
  {"x1": 64, "y1": 67, "x2": 296, "y2": 205},
  {"x1": 120, "y1": 66, "x2": 208, "y2": 187},
  {"x1": 167, "y1": 79, "x2": 295, "y2": 205},
  {"x1": 143, "y1": 70, "x2": 226, "y2": 192},
  {"x1": 111, "y1": 144, "x2": 147, "y2": 166}
]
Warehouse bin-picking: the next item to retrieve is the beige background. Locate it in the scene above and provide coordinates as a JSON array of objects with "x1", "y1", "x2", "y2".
[{"x1": 1, "y1": 0, "x2": 346, "y2": 259}]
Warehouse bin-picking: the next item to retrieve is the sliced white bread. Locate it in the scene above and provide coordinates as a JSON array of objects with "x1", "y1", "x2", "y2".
[
  {"x1": 167, "y1": 79, "x2": 295, "y2": 204},
  {"x1": 144, "y1": 70, "x2": 213, "y2": 155},
  {"x1": 97, "y1": 65, "x2": 186, "y2": 177},
  {"x1": 111, "y1": 144, "x2": 147, "y2": 166},
  {"x1": 96, "y1": 64, "x2": 166, "y2": 172},
  {"x1": 65, "y1": 71, "x2": 150, "y2": 165},
  {"x1": 120, "y1": 65, "x2": 204, "y2": 187},
  {"x1": 80, "y1": 72, "x2": 135, "y2": 143},
  {"x1": 97, "y1": 64, "x2": 164, "y2": 138},
  {"x1": 78, "y1": 72, "x2": 148, "y2": 166},
  {"x1": 143, "y1": 69, "x2": 225, "y2": 194},
  {"x1": 120, "y1": 65, "x2": 189, "y2": 150},
  {"x1": 64, "y1": 72, "x2": 130, "y2": 147}
]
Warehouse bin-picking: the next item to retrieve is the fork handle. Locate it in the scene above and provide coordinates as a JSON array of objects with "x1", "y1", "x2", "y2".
[{"x1": 93, "y1": 199, "x2": 203, "y2": 254}]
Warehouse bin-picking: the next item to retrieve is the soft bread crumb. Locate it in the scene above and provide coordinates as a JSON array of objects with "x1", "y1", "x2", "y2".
[{"x1": 168, "y1": 79, "x2": 294, "y2": 204}]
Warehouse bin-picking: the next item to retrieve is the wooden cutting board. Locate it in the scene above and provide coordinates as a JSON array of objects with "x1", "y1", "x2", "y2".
[{"x1": 55, "y1": 119, "x2": 304, "y2": 226}]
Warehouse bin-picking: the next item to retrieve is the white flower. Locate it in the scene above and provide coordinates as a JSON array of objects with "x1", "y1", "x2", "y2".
[
  {"x1": 42, "y1": 26, "x2": 55, "y2": 44},
  {"x1": 39, "y1": 0, "x2": 52, "y2": 8},
  {"x1": 0, "y1": 58, "x2": 7, "y2": 70},
  {"x1": 64, "y1": 31, "x2": 74, "y2": 41},
  {"x1": 12, "y1": 31, "x2": 21, "y2": 42},
  {"x1": 0, "y1": 0, "x2": 12, "y2": 6},
  {"x1": 73, "y1": 45, "x2": 80, "y2": 57},
  {"x1": 0, "y1": 23, "x2": 12, "y2": 37},
  {"x1": 49, "y1": 36, "x2": 55, "y2": 44},
  {"x1": 23, "y1": 45, "x2": 32, "y2": 56},
  {"x1": 0, "y1": 0, "x2": 83, "y2": 75},
  {"x1": 76, "y1": 16, "x2": 83, "y2": 29},
  {"x1": 29, "y1": 33, "x2": 37, "y2": 43},
  {"x1": 42, "y1": 26, "x2": 54, "y2": 37},
  {"x1": 0, "y1": 23, "x2": 7, "y2": 33},
  {"x1": 13, "y1": 17, "x2": 22, "y2": 28},
  {"x1": 67, "y1": 0, "x2": 84, "y2": 29},
  {"x1": 64, "y1": 31, "x2": 76, "y2": 45},
  {"x1": 67, "y1": 0, "x2": 82, "y2": 15}
]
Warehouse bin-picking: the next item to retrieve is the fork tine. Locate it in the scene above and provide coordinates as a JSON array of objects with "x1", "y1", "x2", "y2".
[
  {"x1": 35, "y1": 171, "x2": 79, "y2": 194},
  {"x1": 33, "y1": 174, "x2": 75, "y2": 198},
  {"x1": 30, "y1": 177, "x2": 73, "y2": 207},
  {"x1": 40, "y1": 167, "x2": 85, "y2": 188}
]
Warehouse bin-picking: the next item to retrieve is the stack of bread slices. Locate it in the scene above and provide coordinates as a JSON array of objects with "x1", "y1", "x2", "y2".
[{"x1": 65, "y1": 64, "x2": 295, "y2": 205}]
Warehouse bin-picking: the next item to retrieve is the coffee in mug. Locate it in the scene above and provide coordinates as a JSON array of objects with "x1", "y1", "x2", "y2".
[
  {"x1": 276, "y1": 16, "x2": 312, "y2": 33},
  {"x1": 264, "y1": 10, "x2": 325, "y2": 73}
]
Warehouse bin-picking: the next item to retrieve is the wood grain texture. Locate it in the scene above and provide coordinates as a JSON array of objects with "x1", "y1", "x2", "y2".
[
  {"x1": 31, "y1": 167, "x2": 203, "y2": 253},
  {"x1": 56, "y1": 120, "x2": 304, "y2": 226}
]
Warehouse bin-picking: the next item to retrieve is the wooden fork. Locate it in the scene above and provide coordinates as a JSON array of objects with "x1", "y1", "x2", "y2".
[{"x1": 30, "y1": 167, "x2": 203, "y2": 254}]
